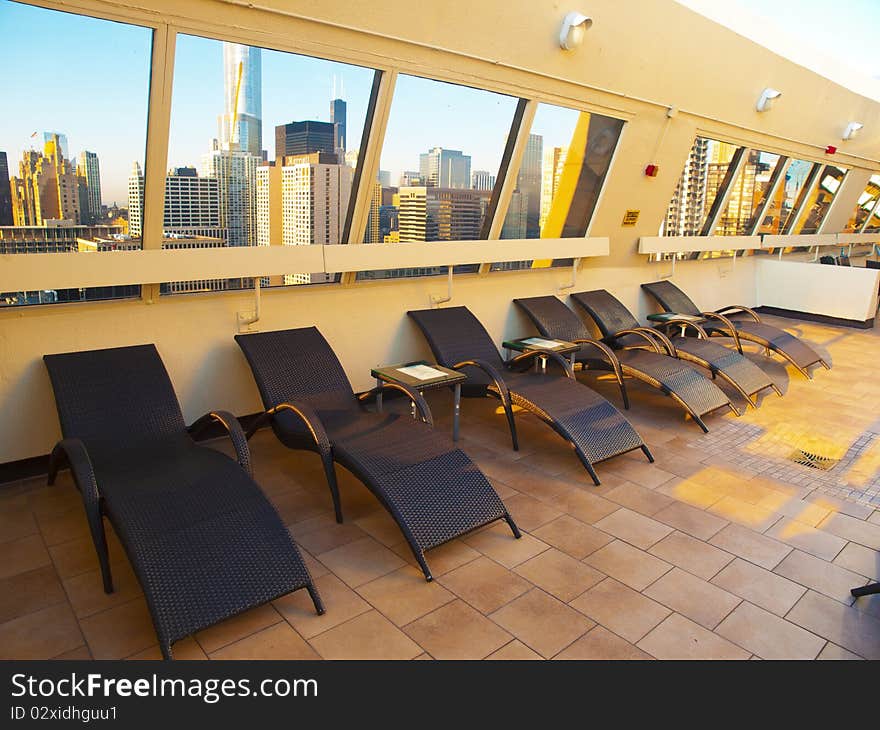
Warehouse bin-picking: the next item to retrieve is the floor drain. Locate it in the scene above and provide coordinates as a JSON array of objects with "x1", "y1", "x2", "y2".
[{"x1": 790, "y1": 449, "x2": 839, "y2": 471}]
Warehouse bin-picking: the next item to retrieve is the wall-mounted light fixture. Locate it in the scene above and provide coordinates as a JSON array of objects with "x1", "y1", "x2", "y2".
[
  {"x1": 756, "y1": 88, "x2": 782, "y2": 112},
  {"x1": 843, "y1": 122, "x2": 864, "y2": 140},
  {"x1": 559, "y1": 12, "x2": 592, "y2": 50}
]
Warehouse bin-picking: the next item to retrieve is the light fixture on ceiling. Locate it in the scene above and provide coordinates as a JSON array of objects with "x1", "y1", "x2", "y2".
[
  {"x1": 843, "y1": 122, "x2": 864, "y2": 140},
  {"x1": 559, "y1": 12, "x2": 592, "y2": 50},
  {"x1": 756, "y1": 88, "x2": 782, "y2": 112}
]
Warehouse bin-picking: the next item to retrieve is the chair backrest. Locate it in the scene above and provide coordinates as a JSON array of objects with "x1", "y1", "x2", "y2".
[
  {"x1": 44, "y1": 344, "x2": 186, "y2": 449},
  {"x1": 235, "y1": 328, "x2": 357, "y2": 413},
  {"x1": 407, "y1": 307, "x2": 504, "y2": 387},
  {"x1": 513, "y1": 296, "x2": 591, "y2": 342},
  {"x1": 837, "y1": 255, "x2": 851, "y2": 267},
  {"x1": 641, "y1": 280, "x2": 702, "y2": 316},
  {"x1": 569, "y1": 290, "x2": 641, "y2": 339},
  {"x1": 819, "y1": 255, "x2": 836, "y2": 265},
  {"x1": 866, "y1": 259, "x2": 880, "y2": 270}
]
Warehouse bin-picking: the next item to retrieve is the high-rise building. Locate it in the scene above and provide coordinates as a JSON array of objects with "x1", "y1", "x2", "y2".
[
  {"x1": 331, "y1": 97, "x2": 347, "y2": 156},
  {"x1": 518, "y1": 134, "x2": 542, "y2": 237},
  {"x1": 217, "y1": 44, "x2": 262, "y2": 156},
  {"x1": 76, "y1": 151, "x2": 102, "y2": 224},
  {"x1": 345, "y1": 150, "x2": 359, "y2": 169},
  {"x1": 418, "y1": 147, "x2": 471, "y2": 189},
  {"x1": 364, "y1": 181, "x2": 382, "y2": 243},
  {"x1": 42, "y1": 132, "x2": 69, "y2": 160},
  {"x1": 11, "y1": 136, "x2": 81, "y2": 226},
  {"x1": 540, "y1": 146, "x2": 565, "y2": 232},
  {"x1": 501, "y1": 190, "x2": 528, "y2": 239},
  {"x1": 377, "y1": 170, "x2": 391, "y2": 188},
  {"x1": 714, "y1": 149, "x2": 760, "y2": 235},
  {"x1": 471, "y1": 170, "x2": 495, "y2": 191},
  {"x1": 256, "y1": 164, "x2": 281, "y2": 248},
  {"x1": 201, "y1": 149, "x2": 258, "y2": 247},
  {"x1": 0, "y1": 152, "x2": 13, "y2": 225},
  {"x1": 127, "y1": 162, "x2": 145, "y2": 237},
  {"x1": 665, "y1": 137, "x2": 709, "y2": 236},
  {"x1": 274, "y1": 121, "x2": 337, "y2": 162},
  {"x1": 399, "y1": 171, "x2": 424, "y2": 187},
  {"x1": 398, "y1": 186, "x2": 485, "y2": 242}
]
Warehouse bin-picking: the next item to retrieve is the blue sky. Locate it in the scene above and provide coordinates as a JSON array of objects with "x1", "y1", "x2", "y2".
[{"x1": 2, "y1": 0, "x2": 878, "y2": 205}]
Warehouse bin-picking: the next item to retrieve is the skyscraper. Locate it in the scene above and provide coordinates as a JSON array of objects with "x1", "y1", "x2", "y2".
[
  {"x1": 418, "y1": 147, "x2": 471, "y2": 189},
  {"x1": 540, "y1": 146, "x2": 565, "y2": 232},
  {"x1": 274, "y1": 121, "x2": 337, "y2": 161},
  {"x1": 0, "y1": 152, "x2": 13, "y2": 225},
  {"x1": 76, "y1": 151, "x2": 102, "y2": 224},
  {"x1": 471, "y1": 170, "x2": 496, "y2": 191},
  {"x1": 398, "y1": 186, "x2": 485, "y2": 242},
  {"x1": 518, "y1": 134, "x2": 542, "y2": 237},
  {"x1": 665, "y1": 137, "x2": 709, "y2": 236},
  {"x1": 42, "y1": 132, "x2": 69, "y2": 160},
  {"x1": 364, "y1": 180, "x2": 382, "y2": 243},
  {"x1": 202, "y1": 149, "x2": 258, "y2": 247},
  {"x1": 127, "y1": 162, "x2": 145, "y2": 237},
  {"x1": 331, "y1": 97, "x2": 347, "y2": 156},
  {"x1": 217, "y1": 44, "x2": 262, "y2": 156},
  {"x1": 11, "y1": 136, "x2": 81, "y2": 226}
]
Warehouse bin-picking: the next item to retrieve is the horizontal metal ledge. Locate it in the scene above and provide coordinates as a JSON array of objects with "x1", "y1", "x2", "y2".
[
  {"x1": 324, "y1": 237, "x2": 609, "y2": 272},
  {"x1": 836, "y1": 232, "x2": 880, "y2": 245},
  {"x1": 638, "y1": 235, "x2": 760, "y2": 254},
  {"x1": 760, "y1": 234, "x2": 837, "y2": 249}
]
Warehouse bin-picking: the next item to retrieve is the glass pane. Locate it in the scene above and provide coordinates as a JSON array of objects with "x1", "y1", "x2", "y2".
[
  {"x1": 844, "y1": 174, "x2": 880, "y2": 232},
  {"x1": 758, "y1": 159, "x2": 815, "y2": 234},
  {"x1": 162, "y1": 34, "x2": 376, "y2": 293},
  {"x1": 713, "y1": 150, "x2": 781, "y2": 235},
  {"x1": 0, "y1": 3, "x2": 151, "y2": 306},
  {"x1": 493, "y1": 103, "x2": 623, "y2": 271},
  {"x1": 795, "y1": 165, "x2": 847, "y2": 234},
  {"x1": 358, "y1": 74, "x2": 519, "y2": 281}
]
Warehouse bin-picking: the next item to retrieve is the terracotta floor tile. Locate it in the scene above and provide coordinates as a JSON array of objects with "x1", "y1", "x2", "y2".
[
  {"x1": 490, "y1": 588, "x2": 594, "y2": 658},
  {"x1": 816, "y1": 642, "x2": 864, "y2": 660},
  {"x1": 707, "y1": 496, "x2": 781, "y2": 533},
  {"x1": 63, "y1": 560, "x2": 143, "y2": 619},
  {"x1": 655, "y1": 478, "x2": 727, "y2": 509},
  {"x1": 390, "y1": 537, "x2": 481, "y2": 577},
  {"x1": 0, "y1": 565, "x2": 66, "y2": 624},
  {"x1": 48, "y1": 529, "x2": 126, "y2": 580},
  {"x1": 127, "y1": 637, "x2": 207, "y2": 660},
  {"x1": 404, "y1": 600, "x2": 511, "y2": 660},
  {"x1": 604, "y1": 459, "x2": 674, "y2": 490},
  {"x1": 712, "y1": 557, "x2": 806, "y2": 616},
  {"x1": 274, "y1": 573, "x2": 369, "y2": 639},
  {"x1": 715, "y1": 602, "x2": 825, "y2": 660},
  {"x1": 36, "y1": 506, "x2": 91, "y2": 547},
  {"x1": 584, "y1": 540, "x2": 672, "y2": 591},
  {"x1": 513, "y1": 548, "x2": 605, "y2": 602},
  {"x1": 869, "y1": 511, "x2": 880, "y2": 526},
  {"x1": 555, "y1": 625, "x2": 653, "y2": 660},
  {"x1": 79, "y1": 598, "x2": 156, "y2": 660},
  {"x1": 806, "y1": 494, "x2": 874, "y2": 520},
  {"x1": 653, "y1": 502, "x2": 728, "y2": 541},
  {"x1": 486, "y1": 640, "x2": 543, "y2": 660},
  {"x1": 604, "y1": 481, "x2": 674, "y2": 516},
  {"x1": 648, "y1": 531, "x2": 734, "y2": 580},
  {"x1": 709, "y1": 523, "x2": 792, "y2": 570},
  {"x1": 817, "y1": 512, "x2": 880, "y2": 550},
  {"x1": 52, "y1": 645, "x2": 92, "y2": 660},
  {"x1": 463, "y1": 523, "x2": 549, "y2": 568},
  {"x1": 439, "y1": 556, "x2": 531, "y2": 613},
  {"x1": 300, "y1": 549, "x2": 329, "y2": 579},
  {"x1": 211, "y1": 622, "x2": 319, "y2": 660},
  {"x1": 531, "y1": 515, "x2": 613, "y2": 560},
  {"x1": 195, "y1": 603, "x2": 282, "y2": 654},
  {"x1": 555, "y1": 490, "x2": 620, "y2": 525},
  {"x1": 765, "y1": 518, "x2": 847, "y2": 561},
  {"x1": 637, "y1": 613, "x2": 750, "y2": 660},
  {"x1": 292, "y1": 515, "x2": 368, "y2": 555},
  {"x1": 644, "y1": 568, "x2": 741, "y2": 629},
  {"x1": 357, "y1": 565, "x2": 455, "y2": 626},
  {"x1": 833, "y1": 542, "x2": 880, "y2": 581},
  {"x1": 756, "y1": 493, "x2": 831, "y2": 527},
  {"x1": 594, "y1": 508, "x2": 673, "y2": 550},
  {"x1": 786, "y1": 591, "x2": 880, "y2": 660},
  {"x1": 318, "y1": 536, "x2": 406, "y2": 587},
  {"x1": 0, "y1": 506, "x2": 38, "y2": 545},
  {"x1": 0, "y1": 534, "x2": 51, "y2": 580},
  {"x1": 503, "y1": 493, "x2": 563, "y2": 532},
  {"x1": 569, "y1": 577, "x2": 670, "y2": 643},
  {"x1": 774, "y1": 550, "x2": 869, "y2": 604},
  {"x1": 0, "y1": 603, "x2": 83, "y2": 659},
  {"x1": 353, "y1": 509, "x2": 405, "y2": 547}
]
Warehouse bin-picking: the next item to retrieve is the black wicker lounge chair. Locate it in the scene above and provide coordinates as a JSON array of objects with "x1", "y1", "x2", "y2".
[
  {"x1": 43, "y1": 344, "x2": 323, "y2": 660},
  {"x1": 407, "y1": 306, "x2": 652, "y2": 485},
  {"x1": 235, "y1": 327, "x2": 520, "y2": 582},
  {"x1": 641, "y1": 280, "x2": 830, "y2": 378},
  {"x1": 515, "y1": 293, "x2": 736, "y2": 432},
  {"x1": 567, "y1": 290, "x2": 780, "y2": 409},
  {"x1": 852, "y1": 582, "x2": 880, "y2": 598}
]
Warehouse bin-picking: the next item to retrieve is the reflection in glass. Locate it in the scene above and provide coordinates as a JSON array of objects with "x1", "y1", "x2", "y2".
[
  {"x1": 0, "y1": 3, "x2": 151, "y2": 306},
  {"x1": 844, "y1": 174, "x2": 880, "y2": 232},
  {"x1": 759, "y1": 159, "x2": 816, "y2": 234},
  {"x1": 164, "y1": 34, "x2": 375, "y2": 293},
  {"x1": 795, "y1": 165, "x2": 847, "y2": 234},
  {"x1": 713, "y1": 151, "x2": 781, "y2": 235}
]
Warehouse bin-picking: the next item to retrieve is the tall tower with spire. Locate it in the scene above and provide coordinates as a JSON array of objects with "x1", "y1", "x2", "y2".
[{"x1": 217, "y1": 43, "x2": 263, "y2": 156}]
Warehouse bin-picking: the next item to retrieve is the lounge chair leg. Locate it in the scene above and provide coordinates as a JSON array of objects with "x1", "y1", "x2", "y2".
[
  {"x1": 820, "y1": 359, "x2": 831, "y2": 370},
  {"x1": 693, "y1": 414, "x2": 709, "y2": 433},
  {"x1": 413, "y1": 550, "x2": 433, "y2": 582},
  {"x1": 577, "y1": 457, "x2": 601, "y2": 486},
  {"x1": 504, "y1": 513, "x2": 522, "y2": 539},
  {"x1": 160, "y1": 642, "x2": 173, "y2": 661},
  {"x1": 641, "y1": 445, "x2": 655, "y2": 463},
  {"x1": 618, "y1": 380, "x2": 630, "y2": 410},
  {"x1": 852, "y1": 583, "x2": 880, "y2": 598},
  {"x1": 307, "y1": 583, "x2": 326, "y2": 615},
  {"x1": 321, "y1": 454, "x2": 343, "y2": 523},
  {"x1": 85, "y1": 510, "x2": 113, "y2": 594},
  {"x1": 504, "y1": 402, "x2": 519, "y2": 451},
  {"x1": 771, "y1": 384, "x2": 783, "y2": 396}
]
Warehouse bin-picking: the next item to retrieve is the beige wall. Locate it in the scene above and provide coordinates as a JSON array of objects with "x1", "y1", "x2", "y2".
[{"x1": 3, "y1": 0, "x2": 879, "y2": 463}]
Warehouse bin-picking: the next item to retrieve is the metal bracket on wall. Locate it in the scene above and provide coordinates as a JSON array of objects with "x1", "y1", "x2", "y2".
[{"x1": 430, "y1": 266, "x2": 454, "y2": 308}]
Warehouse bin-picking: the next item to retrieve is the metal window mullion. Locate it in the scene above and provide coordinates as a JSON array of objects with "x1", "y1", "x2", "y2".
[
  {"x1": 478, "y1": 98, "x2": 538, "y2": 273},
  {"x1": 859, "y1": 191, "x2": 880, "y2": 233},
  {"x1": 746, "y1": 156, "x2": 790, "y2": 235},
  {"x1": 141, "y1": 24, "x2": 176, "y2": 302},
  {"x1": 817, "y1": 169, "x2": 850, "y2": 234},
  {"x1": 784, "y1": 163, "x2": 823, "y2": 235},
  {"x1": 699, "y1": 146, "x2": 747, "y2": 236}
]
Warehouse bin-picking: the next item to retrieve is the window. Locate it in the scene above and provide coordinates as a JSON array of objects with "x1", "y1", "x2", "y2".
[
  {"x1": 794, "y1": 165, "x2": 847, "y2": 234},
  {"x1": 713, "y1": 151, "x2": 783, "y2": 235},
  {"x1": 0, "y1": 3, "x2": 151, "y2": 306},
  {"x1": 761, "y1": 159, "x2": 818, "y2": 234},
  {"x1": 843, "y1": 175, "x2": 880, "y2": 232},
  {"x1": 357, "y1": 74, "x2": 520, "y2": 280},
  {"x1": 494, "y1": 103, "x2": 623, "y2": 271},
  {"x1": 163, "y1": 33, "x2": 377, "y2": 293}
]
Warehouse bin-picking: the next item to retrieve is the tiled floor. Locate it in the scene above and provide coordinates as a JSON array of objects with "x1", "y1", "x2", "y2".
[{"x1": 2, "y1": 313, "x2": 880, "y2": 660}]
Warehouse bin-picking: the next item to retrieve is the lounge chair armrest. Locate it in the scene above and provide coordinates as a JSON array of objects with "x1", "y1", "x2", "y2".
[
  {"x1": 658, "y1": 318, "x2": 709, "y2": 339},
  {"x1": 715, "y1": 305, "x2": 762, "y2": 322},
  {"x1": 505, "y1": 349, "x2": 575, "y2": 379},
  {"x1": 611, "y1": 328, "x2": 663, "y2": 353},
  {"x1": 359, "y1": 382, "x2": 434, "y2": 426},
  {"x1": 246, "y1": 401, "x2": 331, "y2": 458},
  {"x1": 452, "y1": 358, "x2": 511, "y2": 406},
  {"x1": 48, "y1": 438, "x2": 101, "y2": 511},
  {"x1": 572, "y1": 338, "x2": 624, "y2": 379},
  {"x1": 700, "y1": 311, "x2": 744, "y2": 353},
  {"x1": 634, "y1": 327, "x2": 678, "y2": 358},
  {"x1": 188, "y1": 410, "x2": 252, "y2": 476}
]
